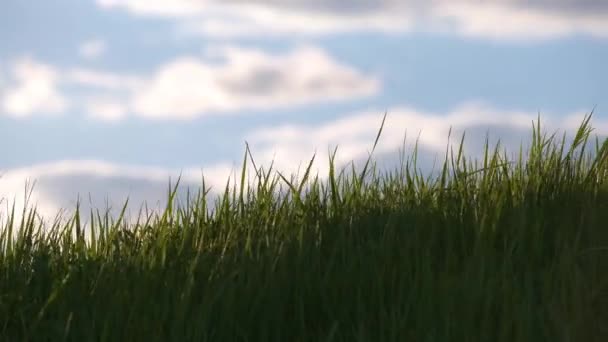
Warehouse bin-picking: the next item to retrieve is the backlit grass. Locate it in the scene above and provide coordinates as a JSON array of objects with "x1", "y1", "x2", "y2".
[{"x1": 1, "y1": 113, "x2": 607, "y2": 341}]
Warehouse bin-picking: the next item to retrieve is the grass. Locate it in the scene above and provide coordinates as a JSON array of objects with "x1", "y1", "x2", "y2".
[{"x1": 1, "y1": 112, "x2": 607, "y2": 341}]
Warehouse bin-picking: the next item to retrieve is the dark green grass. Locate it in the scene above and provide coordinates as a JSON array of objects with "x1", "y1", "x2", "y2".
[{"x1": 1, "y1": 113, "x2": 607, "y2": 341}]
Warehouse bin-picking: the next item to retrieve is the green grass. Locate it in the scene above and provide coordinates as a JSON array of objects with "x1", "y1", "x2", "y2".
[{"x1": 1, "y1": 112, "x2": 607, "y2": 341}]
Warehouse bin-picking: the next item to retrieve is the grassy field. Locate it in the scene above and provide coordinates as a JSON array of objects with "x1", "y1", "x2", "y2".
[{"x1": 1, "y1": 113, "x2": 607, "y2": 341}]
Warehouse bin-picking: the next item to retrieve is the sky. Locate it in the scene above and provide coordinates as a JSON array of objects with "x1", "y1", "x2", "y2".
[{"x1": 1, "y1": 0, "x2": 607, "y2": 224}]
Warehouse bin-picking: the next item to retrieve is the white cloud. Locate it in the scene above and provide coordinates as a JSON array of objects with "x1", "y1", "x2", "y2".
[
  {"x1": 430, "y1": 2, "x2": 608, "y2": 40},
  {"x1": 95, "y1": 0, "x2": 608, "y2": 40},
  {"x1": 3, "y1": 45, "x2": 370, "y2": 121},
  {"x1": 79, "y1": 39, "x2": 107, "y2": 60},
  {"x1": 130, "y1": 45, "x2": 380, "y2": 120},
  {"x1": 179, "y1": 4, "x2": 412, "y2": 38},
  {"x1": 130, "y1": 56, "x2": 227, "y2": 119},
  {"x1": 1, "y1": 58, "x2": 68, "y2": 117},
  {"x1": 96, "y1": 0, "x2": 413, "y2": 37}
]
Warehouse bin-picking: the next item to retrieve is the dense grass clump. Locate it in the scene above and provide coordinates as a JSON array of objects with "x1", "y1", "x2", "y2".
[{"x1": 1, "y1": 113, "x2": 607, "y2": 341}]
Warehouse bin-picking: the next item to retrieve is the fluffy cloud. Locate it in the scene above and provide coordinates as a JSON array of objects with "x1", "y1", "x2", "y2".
[
  {"x1": 180, "y1": 5, "x2": 411, "y2": 37},
  {"x1": 131, "y1": 45, "x2": 380, "y2": 119},
  {"x1": 1, "y1": 58, "x2": 68, "y2": 117},
  {"x1": 430, "y1": 2, "x2": 608, "y2": 40},
  {"x1": 96, "y1": 0, "x2": 608, "y2": 40},
  {"x1": 1, "y1": 45, "x2": 376, "y2": 121}
]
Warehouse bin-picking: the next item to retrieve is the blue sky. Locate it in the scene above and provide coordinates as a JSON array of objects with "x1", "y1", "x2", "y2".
[{"x1": 1, "y1": 0, "x2": 607, "y2": 223}]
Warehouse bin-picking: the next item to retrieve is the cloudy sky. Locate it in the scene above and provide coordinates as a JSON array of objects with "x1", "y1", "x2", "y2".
[{"x1": 1, "y1": 0, "x2": 607, "y2": 224}]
